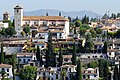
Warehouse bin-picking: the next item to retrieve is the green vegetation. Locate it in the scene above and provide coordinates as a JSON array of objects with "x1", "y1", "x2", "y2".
[
  {"x1": 19, "y1": 66, "x2": 37, "y2": 80},
  {"x1": 23, "y1": 26, "x2": 30, "y2": 35},
  {"x1": 71, "y1": 42, "x2": 77, "y2": 65},
  {"x1": 76, "y1": 60, "x2": 82, "y2": 80}
]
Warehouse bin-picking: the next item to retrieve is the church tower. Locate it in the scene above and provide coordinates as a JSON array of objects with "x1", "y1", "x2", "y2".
[
  {"x1": 3, "y1": 12, "x2": 10, "y2": 20},
  {"x1": 14, "y1": 4, "x2": 23, "y2": 36}
]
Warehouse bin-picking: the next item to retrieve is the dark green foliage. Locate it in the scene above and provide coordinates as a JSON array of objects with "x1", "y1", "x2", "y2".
[
  {"x1": 75, "y1": 20, "x2": 82, "y2": 27},
  {"x1": 91, "y1": 18, "x2": 97, "y2": 22},
  {"x1": 12, "y1": 54, "x2": 16, "y2": 80},
  {"x1": 110, "y1": 13, "x2": 116, "y2": 19},
  {"x1": 23, "y1": 26, "x2": 30, "y2": 34},
  {"x1": 118, "y1": 63, "x2": 120, "y2": 80},
  {"x1": 19, "y1": 66, "x2": 37, "y2": 80},
  {"x1": 113, "y1": 65, "x2": 119, "y2": 80},
  {"x1": 87, "y1": 61, "x2": 98, "y2": 68},
  {"x1": 79, "y1": 28, "x2": 87, "y2": 36},
  {"x1": 102, "y1": 13, "x2": 109, "y2": 19},
  {"x1": 95, "y1": 28, "x2": 102, "y2": 34},
  {"x1": 102, "y1": 42, "x2": 107, "y2": 54},
  {"x1": 71, "y1": 42, "x2": 77, "y2": 65},
  {"x1": 45, "y1": 31, "x2": 56, "y2": 67},
  {"x1": 90, "y1": 29, "x2": 96, "y2": 38},
  {"x1": 58, "y1": 47, "x2": 63, "y2": 67},
  {"x1": 98, "y1": 59, "x2": 109, "y2": 79},
  {"x1": 36, "y1": 46, "x2": 43, "y2": 66},
  {"x1": 81, "y1": 15, "x2": 89, "y2": 24},
  {"x1": 76, "y1": 60, "x2": 82, "y2": 80},
  {"x1": 117, "y1": 13, "x2": 120, "y2": 18},
  {"x1": 81, "y1": 24, "x2": 90, "y2": 29},
  {"x1": 84, "y1": 33, "x2": 94, "y2": 53},
  {"x1": 36, "y1": 46, "x2": 40, "y2": 61},
  {"x1": 2, "y1": 20, "x2": 13, "y2": 27},
  {"x1": 0, "y1": 43, "x2": 5, "y2": 64},
  {"x1": 5, "y1": 26, "x2": 16, "y2": 36}
]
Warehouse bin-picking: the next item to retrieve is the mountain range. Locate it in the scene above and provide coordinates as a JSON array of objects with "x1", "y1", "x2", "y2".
[
  {"x1": 24, "y1": 9, "x2": 102, "y2": 19},
  {"x1": 1, "y1": 9, "x2": 102, "y2": 21}
]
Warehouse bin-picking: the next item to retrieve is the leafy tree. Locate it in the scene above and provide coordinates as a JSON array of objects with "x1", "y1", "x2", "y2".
[
  {"x1": 5, "y1": 26, "x2": 16, "y2": 36},
  {"x1": 76, "y1": 60, "x2": 82, "y2": 80},
  {"x1": 96, "y1": 28, "x2": 102, "y2": 34},
  {"x1": 2, "y1": 20, "x2": 13, "y2": 27},
  {"x1": 102, "y1": 42, "x2": 107, "y2": 54},
  {"x1": 79, "y1": 28, "x2": 87, "y2": 37},
  {"x1": 0, "y1": 28, "x2": 7, "y2": 36},
  {"x1": 81, "y1": 24, "x2": 90, "y2": 29},
  {"x1": 19, "y1": 66, "x2": 37, "y2": 80},
  {"x1": 21, "y1": 31, "x2": 26, "y2": 37},
  {"x1": 87, "y1": 61, "x2": 98, "y2": 68},
  {"x1": 107, "y1": 32, "x2": 115, "y2": 38},
  {"x1": 58, "y1": 46, "x2": 63, "y2": 67},
  {"x1": 23, "y1": 26, "x2": 30, "y2": 35},
  {"x1": 71, "y1": 42, "x2": 77, "y2": 65},
  {"x1": 68, "y1": 16, "x2": 72, "y2": 22},
  {"x1": 113, "y1": 65, "x2": 119, "y2": 80},
  {"x1": 102, "y1": 13, "x2": 109, "y2": 19},
  {"x1": 84, "y1": 33, "x2": 94, "y2": 53},
  {"x1": 90, "y1": 29, "x2": 96, "y2": 38},
  {"x1": 75, "y1": 20, "x2": 82, "y2": 27}
]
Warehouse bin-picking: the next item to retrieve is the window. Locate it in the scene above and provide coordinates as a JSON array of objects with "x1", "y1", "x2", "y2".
[
  {"x1": 28, "y1": 59, "x2": 30, "y2": 61},
  {"x1": 23, "y1": 59, "x2": 25, "y2": 63},
  {"x1": 2, "y1": 68, "x2": 4, "y2": 71},
  {"x1": 56, "y1": 74, "x2": 58, "y2": 79},
  {"x1": 88, "y1": 56, "x2": 90, "y2": 58},
  {"x1": 94, "y1": 75, "x2": 97, "y2": 77},
  {"x1": 17, "y1": 10, "x2": 19, "y2": 13},
  {"x1": 7, "y1": 69, "x2": 9, "y2": 72},
  {"x1": 83, "y1": 75, "x2": 85, "y2": 79},
  {"x1": 42, "y1": 46, "x2": 44, "y2": 48},
  {"x1": 19, "y1": 59, "x2": 21, "y2": 61}
]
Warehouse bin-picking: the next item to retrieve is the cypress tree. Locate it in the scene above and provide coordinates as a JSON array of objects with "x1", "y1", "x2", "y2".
[
  {"x1": 36, "y1": 46, "x2": 40, "y2": 61},
  {"x1": 45, "y1": 31, "x2": 56, "y2": 67},
  {"x1": 102, "y1": 42, "x2": 107, "y2": 54},
  {"x1": 12, "y1": 54, "x2": 16, "y2": 80},
  {"x1": 58, "y1": 46, "x2": 63, "y2": 67},
  {"x1": 71, "y1": 42, "x2": 77, "y2": 65},
  {"x1": 0, "y1": 42, "x2": 4, "y2": 63},
  {"x1": 76, "y1": 60, "x2": 82, "y2": 80},
  {"x1": 113, "y1": 65, "x2": 119, "y2": 80},
  {"x1": 118, "y1": 63, "x2": 120, "y2": 80}
]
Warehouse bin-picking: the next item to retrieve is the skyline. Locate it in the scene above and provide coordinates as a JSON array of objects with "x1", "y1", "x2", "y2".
[{"x1": 0, "y1": 0, "x2": 120, "y2": 18}]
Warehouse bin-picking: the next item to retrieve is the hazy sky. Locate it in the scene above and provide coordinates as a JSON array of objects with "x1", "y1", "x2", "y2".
[{"x1": 0, "y1": 0, "x2": 120, "y2": 17}]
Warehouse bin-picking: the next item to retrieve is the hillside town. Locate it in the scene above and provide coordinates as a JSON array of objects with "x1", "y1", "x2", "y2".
[{"x1": 0, "y1": 4, "x2": 120, "y2": 80}]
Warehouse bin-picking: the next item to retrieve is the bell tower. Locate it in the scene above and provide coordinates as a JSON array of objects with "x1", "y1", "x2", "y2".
[{"x1": 14, "y1": 4, "x2": 23, "y2": 36}]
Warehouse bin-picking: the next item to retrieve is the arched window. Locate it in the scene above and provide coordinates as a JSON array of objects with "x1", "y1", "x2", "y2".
[{"x1": 17, "y1": 9, "x2": 19, "y2": 13}]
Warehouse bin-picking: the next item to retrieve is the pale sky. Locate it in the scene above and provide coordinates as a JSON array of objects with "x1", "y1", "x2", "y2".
[{"x1": 0, "y1": 0, "x2": 120, "y2": 18}]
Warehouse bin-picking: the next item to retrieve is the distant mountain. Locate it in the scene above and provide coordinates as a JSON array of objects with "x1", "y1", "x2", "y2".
[
  {"x1": 23, "y1": 9, "x2": 102, "y2": 19},
  {"x1": 0, "y1": 17, "x2": 2, "y2": 20}
]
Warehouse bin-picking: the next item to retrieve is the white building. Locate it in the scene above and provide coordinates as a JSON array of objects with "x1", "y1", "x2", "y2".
[
  {"x1": 17, "y1": 53, "x2": 36, "y2": 67},
  {"x1": 0, "y1": 21, "x2": 8, "y2": 30},
  {"x1": 37, "y1": 67, "x2": 60, "y2": 80},
  {"x1": 82, "y1": 68, "x2": 99, "y2": 80},
  {"x1": 0, "y1": 64, "x2": 13, "y2": 79},
  {"x1": 115, "y1": 18, "x2": 120, "y2": 27},
  {"x1": 14, "y1": 5, "x2": 69, "y2": 39}
]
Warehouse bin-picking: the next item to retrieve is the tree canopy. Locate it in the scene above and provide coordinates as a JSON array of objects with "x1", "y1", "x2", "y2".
[{"x1": 19, "y1": 66, "x2": 37, "y2": 80}]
